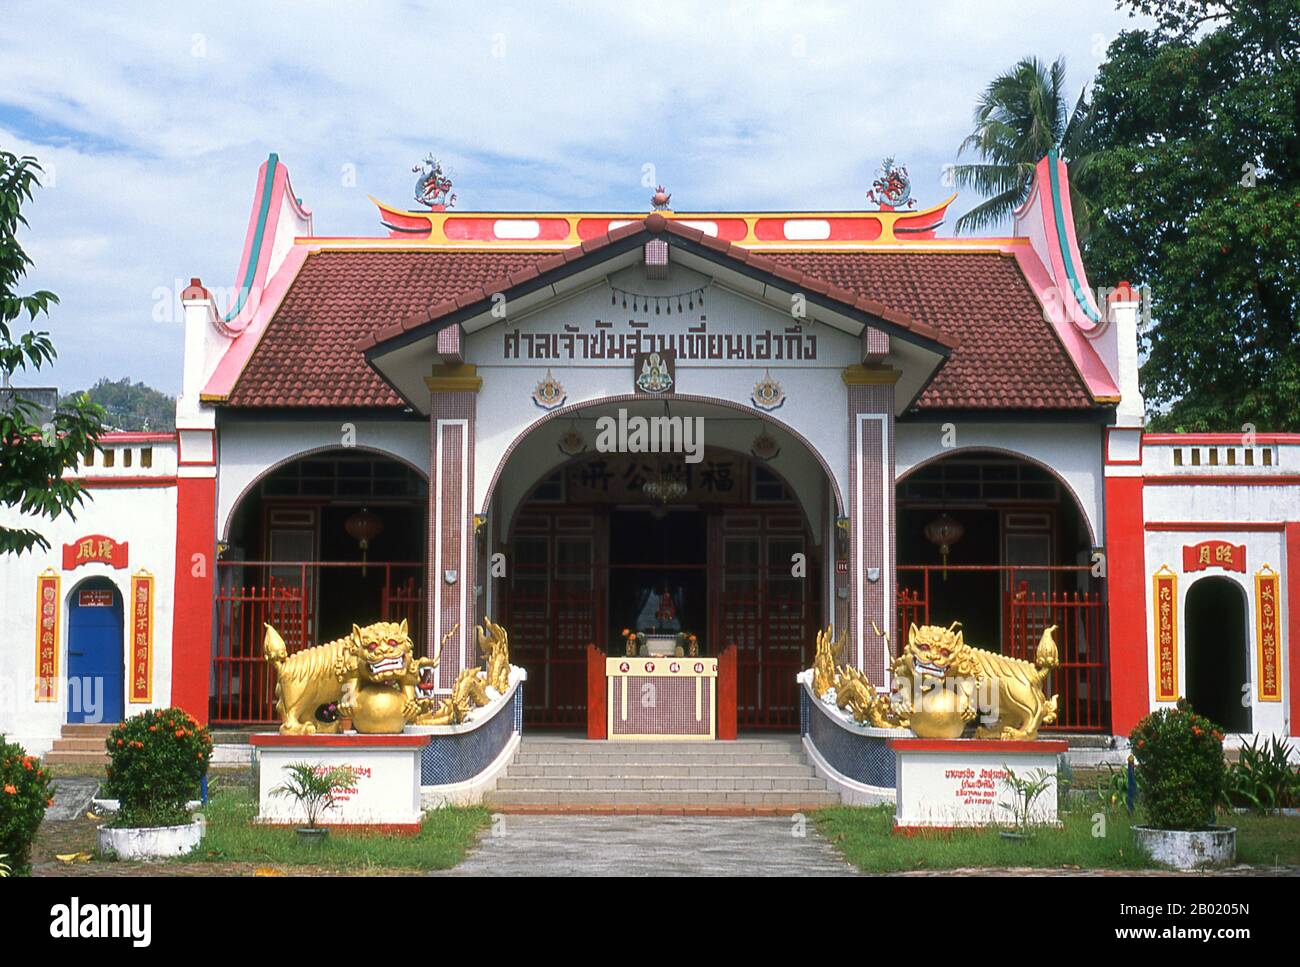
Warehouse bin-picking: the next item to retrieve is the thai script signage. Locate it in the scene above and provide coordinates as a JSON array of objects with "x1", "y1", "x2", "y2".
[
  {"x1": 35, "y1": 569, "x2": 60, "y2": 702},
  {"x1": 1254, "y1": 565, "x2": 1281, "y2": 703},
  {"x1": 62, "y1": 534, "x2": 129, "y2": 570},
  {"x1": 504, "y1": 320, "x2": 817, "y2": 363},
  {"x1": 1182, "y1": 540, "x2": 1245, "y2": 574},
  {"x1": 1152, "y1": 566, "x2": 1178, "y2": 702},
  {"x1": 129, "y1": 570, "x2": 154, "y2": 704}
]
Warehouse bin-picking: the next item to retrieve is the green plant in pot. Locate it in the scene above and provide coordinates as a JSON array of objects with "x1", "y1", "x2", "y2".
[
  {"x1": 105, "y1": 708, "x2": 212, "y2": 829},
  {"x1": 271, "y1": 763, "x2": 357, "y2": 843},
  {"x1": 1129, "y1": 699, "x2": 1235, "y2": 869},
  {"x1": 999, "y1": 764, "x2": 1053, "y2": 840}
]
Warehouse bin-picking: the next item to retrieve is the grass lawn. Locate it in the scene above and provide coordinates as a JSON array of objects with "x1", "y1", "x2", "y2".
[
  {"x1": 816, "y1": 804, "x2": 1156, "y2": 873},
  {"x1": 189, "y1": 784, "x2": 490, "y2": 872},
  {"x1": 1232, "y1": 812, "x2": 1300, "y2": 868},
  {"x1": 817, "y1": 803, "x2": 1300, "y2": 873}
]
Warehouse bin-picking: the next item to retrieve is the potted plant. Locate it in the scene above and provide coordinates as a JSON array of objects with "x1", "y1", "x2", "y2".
[
  {"x1": 1129, "y1": 699, "x2": 1235, "y2": 869},
  {"x1": 99, "y1": 707, "x2": 213, "y2": 859},
  {"x1": 270, "y1": 762, "x2": 357, "y2": 843},
  {"x1": 998, "y1": 764, "x2": 1053, "y2": 840},
  {"x1": 0, "y1": 738, "x2": 53, "y2": 876}
]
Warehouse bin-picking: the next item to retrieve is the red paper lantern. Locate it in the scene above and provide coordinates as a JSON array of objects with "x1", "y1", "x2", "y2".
[{"x1": 923, "y1": 513, "x2": 965, "y2": 579}]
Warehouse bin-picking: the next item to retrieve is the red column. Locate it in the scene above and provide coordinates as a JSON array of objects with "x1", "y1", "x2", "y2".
[
  {"x1": 717, "y1": 643, "x2": 737, "y2": 740},
  {"x1": 1287, "y1": 522, "x2": 1300, "y2": 736},
  {"x1": 171, "y1": 475, "x2": 216, "y2": 724},
  {"x1": 1106, "y1": 474, "x2": 1149, "y2": 736},
  {"x1": 586, "y1": 644, "x2": 606, "y2": 739}
]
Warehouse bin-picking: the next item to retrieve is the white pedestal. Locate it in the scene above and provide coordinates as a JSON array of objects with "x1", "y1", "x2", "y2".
[
  {"x1": 890, "y1": 738, "x2": 1066, "y2": 832},
  {"x1": 251, "y1": 733, "x2": 429, "y2": 832}
]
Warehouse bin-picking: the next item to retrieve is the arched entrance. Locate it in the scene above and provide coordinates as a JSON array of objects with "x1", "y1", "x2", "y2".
[
  {"x1": 486, "y1": 399, "x2": 835, "y2": 731},
  {"x1": 66, "y1": 577, "x2": 124, "y2": 724},
  {"x1": 213, "y1": 447, "x2": 429, "y2": 724},
  {"x1": 1185, "y1": 576, "x2": 1251, "y2": 732},
  {"x1": 895, "y1": 448, "x2": 1106, "y2": 731}
]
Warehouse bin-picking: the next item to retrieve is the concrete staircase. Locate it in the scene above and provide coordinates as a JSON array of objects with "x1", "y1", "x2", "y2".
[
  {"x1": 486, "y1": 734, "x2": 839, "y2": 814},
  {"x1": 42, "y1": 723, "x2": 116, "y2": 767}
]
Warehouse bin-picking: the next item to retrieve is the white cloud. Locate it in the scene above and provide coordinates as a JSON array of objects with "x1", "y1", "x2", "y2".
[{"x1": 1, "y1": 0, "x2": 1151, "y2": 393}]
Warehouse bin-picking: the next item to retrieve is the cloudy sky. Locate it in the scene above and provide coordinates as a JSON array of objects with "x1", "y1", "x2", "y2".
[{"x1": 1, "y1": 0, "x2": 1152, "y2": 395}]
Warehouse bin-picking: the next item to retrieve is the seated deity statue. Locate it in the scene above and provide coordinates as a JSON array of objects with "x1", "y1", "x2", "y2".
[{"x1": 633, "y1": 583, "x2": 684, "y2": 635}]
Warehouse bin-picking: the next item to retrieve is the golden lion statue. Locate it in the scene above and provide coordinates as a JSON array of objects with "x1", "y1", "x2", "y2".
[
  {"x1": 891, "y1": 622, "x2": 1059, "y2": 740},
  {"x1": 810, "y1": 625, "x2": 909, "y2": 730},
  {"x1": 263, "y1": 617, "x2": 515, "y2": 735},
  {"x1": 264, "y1": 619, "x2": 433, "y2": 734}
]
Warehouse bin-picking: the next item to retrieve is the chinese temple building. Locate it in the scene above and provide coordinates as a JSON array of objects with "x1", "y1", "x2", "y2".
[{"x1": 2, "y1": 152, "x2": 1297, "y2": 764}]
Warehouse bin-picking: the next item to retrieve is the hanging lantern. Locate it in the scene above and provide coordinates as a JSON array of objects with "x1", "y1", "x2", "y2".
[
  {"x1": 345, "y1": 507, "x2": 384, "y2": 577},
  {"x1": 923, "y1": 513, "x2": 965, "y2": 580}
]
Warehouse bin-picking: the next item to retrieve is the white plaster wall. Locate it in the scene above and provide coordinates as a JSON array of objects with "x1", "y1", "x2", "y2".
[
  {"x1": 896, "y1": 422, "x2": 1106, "y2": 544},
  {"x1": 1141, "y1": 478, "x2": 1298, "y2": 739},
  {"x1": 216, "y1": 420, "x2": 431, "y2": 538},
  {"x1": 0, "y1": 485, "x2": 178, "y2": 754},
  {"x1": 468, "y1": 275, "x2": 861, "y2": 517},
  {"x1": 1142, "y1": 526, "x2": 1288, "y2": 737}
]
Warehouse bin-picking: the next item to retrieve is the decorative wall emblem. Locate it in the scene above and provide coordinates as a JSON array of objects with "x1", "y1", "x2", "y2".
[
  {"x1": 634, "y1": 350, "x2": 675, "y2": 394},
  {"x1": 1182, "y1": 540, "x2": 1245, "y2": 573},
  {"x1": 866, "y1": 157, "x2": 915, "y2": 210},
  {"x1": 557, "y1": 427, "x2": 586, "y2": 456},
  {"x1": 532, "y1": 369, "x2": 567, "y2": 409},
  {"x1": 751, "y1": 370, "x2": 785, "y2": 410},
  {"x1": 750, "y1": 430, "x2": 780, "y2": 461}
]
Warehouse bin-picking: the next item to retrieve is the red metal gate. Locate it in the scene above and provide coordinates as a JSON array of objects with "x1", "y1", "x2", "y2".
[
  {"x1": 716, "y1": 588, "x2": 812, "y2": 730},
  {"x1": 895, "y1": 565, "x2": 1109, "y2": 732},
  {"x1": 212, "y1": 561, "x2": 425, "y2": 725}
]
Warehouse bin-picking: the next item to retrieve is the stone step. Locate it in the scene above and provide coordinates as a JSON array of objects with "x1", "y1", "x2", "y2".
[
  {"x1": 485, "y1": 789, "x2": 840, "y2": 807},
  {"x1": 511, "y1": 753, "x2": 806, "y2": 768},
  {"x1": 60, "y1": 723, "x2": 118, "y2": 737},
  {"x1": 506, "y1": 762, "x2": 816, "y2": 779},
  {"x1": 496, "y1": 776, "x2": 829, "y2": 792},
  {"x1": 518, "y1": 739, "x2": 801, "y2": 755},
  {"x1": 51, "y1": 737, "x2": 107, "y2": 752}
]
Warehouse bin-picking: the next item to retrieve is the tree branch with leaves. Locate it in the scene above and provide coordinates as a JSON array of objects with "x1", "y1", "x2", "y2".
[{"x1": 0, "y1": 150, "x2": 103, "y2": 555}]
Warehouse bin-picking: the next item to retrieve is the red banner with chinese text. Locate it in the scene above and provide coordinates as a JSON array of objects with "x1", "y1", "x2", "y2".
[
  {"x1": 1153, "y1": 567, "x2": 1178, "y2": 702},
  {"x1": 1182, "y1": 540, "x2": 1246, "y2": 574},
  {"x1": 1254, "y1": 566, "x2": 1281, "y2": 703},
  {"x1": 129, "y1": 570, "x2": 154, "y2": 703},
  {"x1": 35, "y1": 569, "x2": 60, "y2": 701},
  {"x1": 62, "y1": 534, "x2": 129, "y2": 570}
]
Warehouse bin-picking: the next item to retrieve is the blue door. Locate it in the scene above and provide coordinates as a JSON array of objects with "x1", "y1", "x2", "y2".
[{"x1": 66, "y1": 580, "x2": 124, "y2": 724}]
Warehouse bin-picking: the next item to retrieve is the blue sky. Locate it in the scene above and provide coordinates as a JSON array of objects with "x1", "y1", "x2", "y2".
[{"x1": 1, "y1": 0, "x2": 1152, "y2": 395}]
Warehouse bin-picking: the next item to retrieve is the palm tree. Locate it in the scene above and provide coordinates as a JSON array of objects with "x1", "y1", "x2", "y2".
[{"x1": 952, "y1": 56, "x2": 1091, "y2": 235}]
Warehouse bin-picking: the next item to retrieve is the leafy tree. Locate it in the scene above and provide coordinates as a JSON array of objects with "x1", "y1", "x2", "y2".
[
  {"x1": 952, "y1": 55, "x2": 1092, "y2": 234},
  {"x1": 1076, "y1": 0, "x2": 1300, "y2": 430},
  {"x1": 61, "y1": 377, "x2": 175, "y2": 432},
  {"x1": 0, "y1": 150, "x2": 103, "y2": 554}
]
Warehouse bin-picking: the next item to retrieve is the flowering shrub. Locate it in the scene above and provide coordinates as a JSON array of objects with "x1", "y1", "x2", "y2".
[
  {"x1": 0, "y1": 738, "x2": 54, "y2": 875},
  {"x1": 1130, "y1": 699, "x2": 1226, "y2": 830},
  {"x1": 105, "y1": 707, "x2": 212, "y2": 828}
]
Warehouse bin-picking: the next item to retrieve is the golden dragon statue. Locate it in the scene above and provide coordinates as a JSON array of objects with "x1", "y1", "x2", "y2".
[
  {"x1": 810, "y1": 625, "x2": 909, "y2": 730},
  {"x1": 263, "y1": 616, "x2": 513, "y2": 734}
]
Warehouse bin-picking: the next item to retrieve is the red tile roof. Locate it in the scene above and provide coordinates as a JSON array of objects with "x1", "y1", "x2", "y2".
[{"x1": 223, "y1": 238, "x2": 1098, "y2": 411}]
